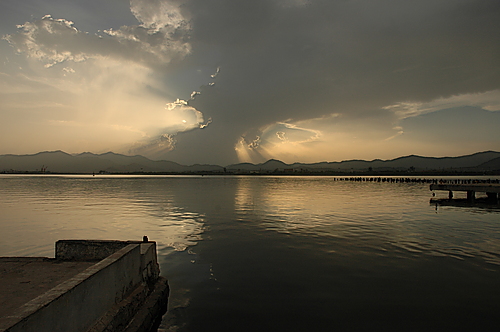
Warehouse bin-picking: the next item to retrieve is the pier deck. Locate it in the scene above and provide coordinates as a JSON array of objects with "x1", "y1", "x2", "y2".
[{"x1": 430, "y1": 183, "x2": 500, "y2": 203}]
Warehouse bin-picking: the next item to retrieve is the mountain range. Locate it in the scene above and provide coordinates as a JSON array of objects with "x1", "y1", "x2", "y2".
[{"x1": 1, "y1": 150, "x2": 500, "y2": 174}]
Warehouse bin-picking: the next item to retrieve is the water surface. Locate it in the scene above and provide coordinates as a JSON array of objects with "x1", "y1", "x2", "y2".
[{"x1": 1, "y1": 175, "x2": 499, "y2": 331}]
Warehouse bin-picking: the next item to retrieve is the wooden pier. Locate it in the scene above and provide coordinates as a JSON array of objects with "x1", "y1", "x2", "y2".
[{"x1": 430, "y1": 183, "x2": 500, "y2": 203}]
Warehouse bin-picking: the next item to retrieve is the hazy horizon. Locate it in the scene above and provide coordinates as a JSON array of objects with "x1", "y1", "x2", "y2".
[
  {"x1": 2, "y1": 149, "x2": 500, "y2": 168},
  {"x1": 1, "y1": 1, "x2": 500, "y2": 165}
]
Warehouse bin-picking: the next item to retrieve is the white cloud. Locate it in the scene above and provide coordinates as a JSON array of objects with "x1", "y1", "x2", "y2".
[
  {"x1": 210, "y1": 67, "x2": 220, "y2": 79},
  {"x1": 3, "y1": 4, "x2": 191, "y2": 69},
  {"x1": 162, "y1": 100, "x2": 208, "y2": 134},
  {"x1": 130, "y1": 0, "x2": 189, "y2": 31},
  {"x1": 276, "y1": 131, "x2": 287, "y2": 142},
  {"x1": 384, "y1": 90, "x2": 500, "y2": 119},
  {"x1": 166, "y1": 98, "x2": 188, "y2": 110},
  {"x1": 199, "y1": 117, "x2": 212, "y2": 129},
  {"x1": 4, "y1": 16, "x2": 88, "y2": 67}
]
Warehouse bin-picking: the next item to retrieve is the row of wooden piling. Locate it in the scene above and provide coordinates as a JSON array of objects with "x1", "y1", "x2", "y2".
[{"x1": 332, "y1": 177, "x2": 500, "y2": 184}]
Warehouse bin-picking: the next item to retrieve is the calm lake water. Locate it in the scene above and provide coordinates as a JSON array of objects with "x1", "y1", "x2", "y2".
[{"x1": 1, "y1": 175, "x2": 500, "y2": 331}]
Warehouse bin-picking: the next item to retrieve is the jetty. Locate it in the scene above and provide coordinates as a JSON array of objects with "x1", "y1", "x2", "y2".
[
  {"x1": 0, "y1": 239, "x2": 169, "y2": 332},
  {"x1": 430, "y1": 183, "x2": 500, "y2": 204}
]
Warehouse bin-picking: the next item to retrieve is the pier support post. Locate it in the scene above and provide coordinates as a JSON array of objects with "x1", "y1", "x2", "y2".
[
  {"x1": 467, "y1": 190, "x2": 475, "y2": 202},
  {"x1": 486, "y1": 192, "x2": 499, "y2": 204},
  {"x1": 448, "y1": 191, "x2": 453, "y2": 200}
]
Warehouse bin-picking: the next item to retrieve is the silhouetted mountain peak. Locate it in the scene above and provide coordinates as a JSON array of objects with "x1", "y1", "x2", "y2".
[
  {"x1": 261, "y1": 159, "x2": 288, "y2": 167},
  {"x1": 35, "y1": 150, "x2": 71, "y2": 156},
  {"x1": 75, "y1": 152, "x2": 98, "y2": 157},
  {"x1": 1, "y1": 150, "x2": 500, "y2": 173}
]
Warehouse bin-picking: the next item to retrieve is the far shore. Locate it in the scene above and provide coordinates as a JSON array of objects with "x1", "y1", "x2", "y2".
[{"x1": 2, "y1": 170, "x2": 500, "y2": 177}]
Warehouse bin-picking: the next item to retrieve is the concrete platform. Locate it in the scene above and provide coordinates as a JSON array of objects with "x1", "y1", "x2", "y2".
[
  {"x1": 0, "y1": 240, "x2": 169, "y2": 332},
  {"x1": 0, "y1": 258, "x2": 94, "y2": 320}
]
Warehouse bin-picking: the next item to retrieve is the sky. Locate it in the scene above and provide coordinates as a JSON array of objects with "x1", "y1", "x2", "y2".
[{"x1": 1, "y1": 0, "x2": 499, "y2": 166}]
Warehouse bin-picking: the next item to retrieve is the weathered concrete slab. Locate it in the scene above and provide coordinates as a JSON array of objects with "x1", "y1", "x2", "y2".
[{"x1": 0, "y1": 258, "x2": 94, "y2": 319}]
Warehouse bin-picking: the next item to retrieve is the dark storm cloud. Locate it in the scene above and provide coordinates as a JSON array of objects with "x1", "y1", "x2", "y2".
[
  {"x1": 3, "y1": 0, "x2": 499, "y2": 164},
  {"x1": 165, "y1": 0, "x2": 500, "y2": 164}
]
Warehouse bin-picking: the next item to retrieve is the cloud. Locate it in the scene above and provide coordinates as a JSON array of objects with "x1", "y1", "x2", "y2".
[
  {"x1": 3, "y1": 5, "x2": 190, "y2": 68},
  {"x1": 384, "y1": 90, "x2": 500, "y2": 119},
  {"x1": 169, "y1": 0, "x2": 500, "y2": 163},
  {"x1": 276, "y1": 131, "x2": 287, "y2": 142},
  {"x1": 210, "y1": 67, "x2": 220, "y2": 79},
  {"x1": 1, "y1": 1, "x2": 205, "y2": 158},
  {"x1": 129, "y1": 133, "x2": 177, "y2": 157},
  {"x1": 4, "y1": 16, "x2": 87, "y2": 67},
  {"x1": 2, "y1": 0, "x2": 500, "y2": 164},
  {"x1": 234, "y1": 122, "x2": 322, "y2": 163},
  {"x1": 130, "y1": 0, "x2": 189, "y2": 31},
  {"x1": 161, "y1": 98, "x2": 210, "y2": 134}
]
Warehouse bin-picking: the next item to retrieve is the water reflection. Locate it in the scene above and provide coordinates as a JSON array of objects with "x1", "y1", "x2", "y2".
[
  {"x1": 0, "y1": 176, "x2": 207, "y2": 256},
  {"x1": 1, "y1": 175, "x2": 500, "y2": 330},
  {"x1": 233, "y1": 176, "x2": 500, "y2": 266}
]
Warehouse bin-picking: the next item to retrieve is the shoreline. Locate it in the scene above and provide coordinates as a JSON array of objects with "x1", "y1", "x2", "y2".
[{"x1": 2, "y1": 171, "x2": 500, "y2": 177}]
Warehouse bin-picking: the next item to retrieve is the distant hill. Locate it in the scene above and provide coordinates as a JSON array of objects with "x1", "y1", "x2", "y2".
[
  {"x1": 477, "y1": 156, "x2": 500, "y2": 170},
  {"x1": 0, "y1": 151, "x2": 223, "y2": 174},
  {"x1": 1, "y1": 150, "x2": 500, "y2": 174},
  {"x1": 226, "y1": 151, "x2": 500, "y2": 173}
]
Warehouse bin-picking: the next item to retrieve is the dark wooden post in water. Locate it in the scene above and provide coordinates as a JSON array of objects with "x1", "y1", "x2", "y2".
[
  {"x1": 487, "y1": 192, "x2": 499, "y2": 204},
  {"x1": 466, "y1": 190, "x2": 475, "y2": 202}
]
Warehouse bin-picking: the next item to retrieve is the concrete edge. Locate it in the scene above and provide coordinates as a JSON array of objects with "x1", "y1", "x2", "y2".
[
  {"x1": 0, "y1": 257, "x2": 50, "y2": 262},
  {"x1": 56, "y1": 240, "x2": 145, "y2": 261},
  {"x1": 0, "y1": 244, "x2": 139, "y2": 331}
]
